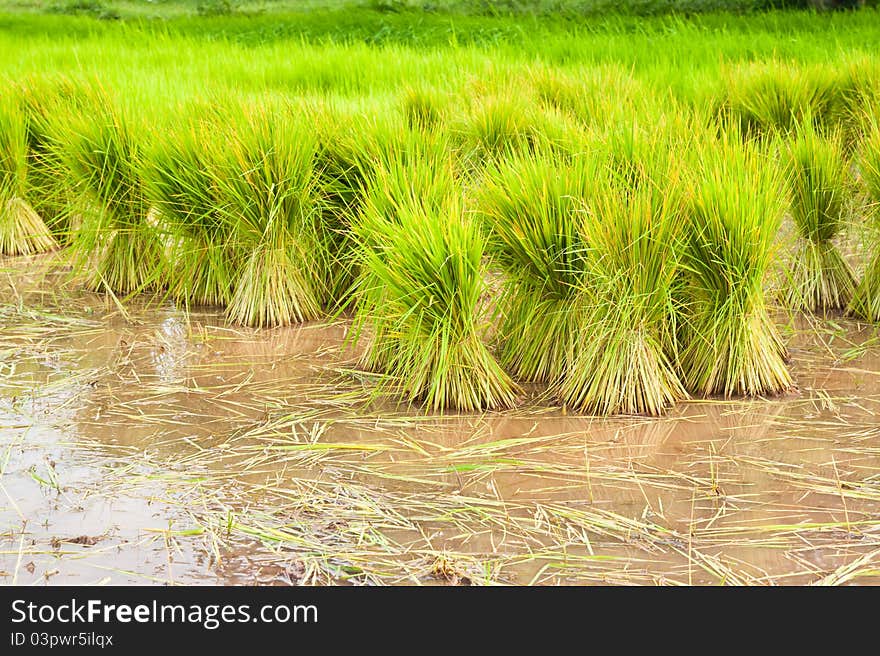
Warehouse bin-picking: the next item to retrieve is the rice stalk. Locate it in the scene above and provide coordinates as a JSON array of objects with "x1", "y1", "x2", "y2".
[
  {"x1": 721, "y1": 61, "x2": 848, "y2": 137},
  {"x1": 560, "y1": 165, "x2": 688, "y2": 416},
  {"x1": 144, "y1": 113, "x2": 236, "y2": 307},
  {"x1": 15, "y1": 75, "x2": 89, "y2": 242},
  {"x1": 352, "y1": 145, "x2": 517, "y2": 412},
  {"x1": 212, "y1": 104, "x2": 330, "y2": 327}
]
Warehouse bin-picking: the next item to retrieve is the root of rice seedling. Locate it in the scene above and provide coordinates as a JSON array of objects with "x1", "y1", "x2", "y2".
[
  {"x1": 784, "y1": 122, "x2": 855, "y2": 312},
  {"x1": 0, "y1": 96, "x2": 56, "y2": 255},
  {"x1": 560, "y1": 168, "x2": 687, "y2": 416},
  {"x1": 64, "y1": 91, "x2": 166, "y2": 294},
  {"x1": 212, "y1": 104, "x2": 330, "y2": 327},
  {"x1": 681, "y1": 131, "x2": 792, "y2": 397},
  {"x1": 352, "y1": 146, "x2": 517, "y2": 412},
  {"x1": 476, "y1": 146, "x2": 598, "y2": 383},
  {"x1": 849, "y1": 114, "x2": 880, "y2": 321}
]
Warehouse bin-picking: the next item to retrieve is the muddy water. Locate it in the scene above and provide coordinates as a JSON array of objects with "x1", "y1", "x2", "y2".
[{"x1": 2, "y1": 255, "x2": 880, "y2": 585}]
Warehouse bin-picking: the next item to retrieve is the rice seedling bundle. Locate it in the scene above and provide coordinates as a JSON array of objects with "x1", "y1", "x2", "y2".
[
  {"x1": 211, "y1": 105, "x2": 330, "y2": 327},
  {"x1": 402, "y1": 85, "x2": 447, "y2": 132},
  {"x1": 530, "y1": 64, "x2": 649, "y2": 130},
  {"x1": 64, "y1": 93, "x2": 166, "y2": 294},
  {"x1": 560, "y1": 166, "x2": 688, "y2": 416},
  {"x1": 722, "y1": 61, "x2": 847, "y2": 137},
  {"x1": 144, "y1": 115, "x2": 235, "y2": 307},
  {"x1": 310, "y1": 105, "x2": 412, "y2": 304},
  {"x1": 849, "y1": 114, "x2": 880, "y2": 321},
  {"x1": 456, "y1": 93, "x2": 552, "y2": 165},
  {"x1": 351, "y1": 128, "x2": 461, "y2": 373},
  {"x1": 352, "y1": 144, "x2": 517, "y2": 412},
  {"x1": 680, "y1": 132, "x2": 791, "y2": 397},
  {"x1": 16, "y1": 76, "x2": 87, "y2": 242},
  {"x1": 784, "y1": 121, "x2": 855, "y2": 312},
  {"x1": 476, "y1": 147, "x2": 598, "y2": 383},
  {"x1": 0, "y1": 94, "x2": 57, "y2": 255}
]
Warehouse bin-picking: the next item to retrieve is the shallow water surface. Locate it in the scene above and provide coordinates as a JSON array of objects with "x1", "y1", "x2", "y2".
[{"x1": 2, "y1": 255, "x2": 880, "y2": 585}]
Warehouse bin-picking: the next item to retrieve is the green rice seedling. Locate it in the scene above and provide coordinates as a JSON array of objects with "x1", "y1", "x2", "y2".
[
  {"x1": 15, "y1": 76, "x2": 88, "y2": 242},
  {"x1": 849, "y1": 113, "x2": 880, "y2": 322},
  {"x1": 455, "y1": 93, "x2": 549, "y2": 165},
  {"x1": 402, "y1": 85, "x2": 447, "y2": 131},
  {"x1": 530, "y1": 64, "x2": 646, "y2": 129},
  {"x1": 476, "y1": 146, "x2": 598, "y2": 383},
  {"x1": 309, "y1": 101, "x2": 406, "y2": 305},
  {"x1": 64, "y1": 91, "x2": 166, "y2": 294},
  {"x1": 349, "y1": 127, "x2": 460, "y2": 372},
  {"x1": 211, "y1": 104, "x2": 330, "y2": 327},
  {"x1": 144, "y1": 114, "x2": 236, "y2": 308},
  {"x1": 783, "y1": 121, "x2": 855, "y2": 313},
  {"x1": 0, "y1": 94, "x2": 57, "y2": 255},
  {"x1": 353, "y1": 184, "x2": 518, "y2": 412},
  {"x1": 722, "y1": 61, "x2": 848, "y2": 137},
  {"x1": 560, "y1": 174, "x2": 688, "y2": 416},
  {"x1": 680, "y1": 131, "x2": 792, "y2": 397}
]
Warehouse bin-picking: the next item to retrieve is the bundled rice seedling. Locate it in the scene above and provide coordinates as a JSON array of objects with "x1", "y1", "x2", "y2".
[
  {"x1": 310, "y1": 101, "x2": 405, "y2": 305},
  {"x1": 0, "y1": 94, "x2": 57, "y2": 256},
  {"x1": 530, "y1": 64, "x2": 647, "y2": 129},
  {"x1": 402, "y1": 85, "x2": 447, "y2": 131},
  {"x1": 352, "y1": 140, "x2": 517, "y2": 412},
  {"x1": 680, "y1": 131, "x2": 792, "y2": 397},
  {"x1": 721, "y1": 61, "x2": 847, "y2": 137},
  {"x1": 560, "y1": 163, "x2": 688, "y2": 417},
  {"x1": 476, "y1": 146, "x2": 598, "y2": 383},
  {"x1": 15, "y1": 76, "x2": 87, "y2": 242},
  {"x1": 64, "y1": 92, "x2": 166, "y2": 294},
  {"x1": 144, "y1": 113, "x2": 235, "y2": 308},
  {"x1": 212, "y1": 104, "x2": 331, "y2": 327},
  {"x1": 848, "y1": 113, "x2": 880, "y2": 321},
  {"x1": 455, "y1": 93, "x2": 554, "y2": 165},
  {"x1": 783, "y1": 121, "x2": 855, "y2": 313}
]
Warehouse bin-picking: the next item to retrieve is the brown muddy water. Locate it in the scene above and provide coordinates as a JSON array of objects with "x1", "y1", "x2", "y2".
[{"x1": 2, "y1": 254, "x2": 880, "y2": 586}]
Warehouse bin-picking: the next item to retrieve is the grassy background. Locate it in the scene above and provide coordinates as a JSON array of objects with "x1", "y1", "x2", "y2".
[{"x1": 0, "y1": 0, "x2": 876, "y2": 22}]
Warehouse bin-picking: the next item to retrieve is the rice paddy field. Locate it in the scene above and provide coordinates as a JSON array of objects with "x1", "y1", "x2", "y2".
[{"x1": 3, "y1": 1, "x2": 880, "y2": 586}]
